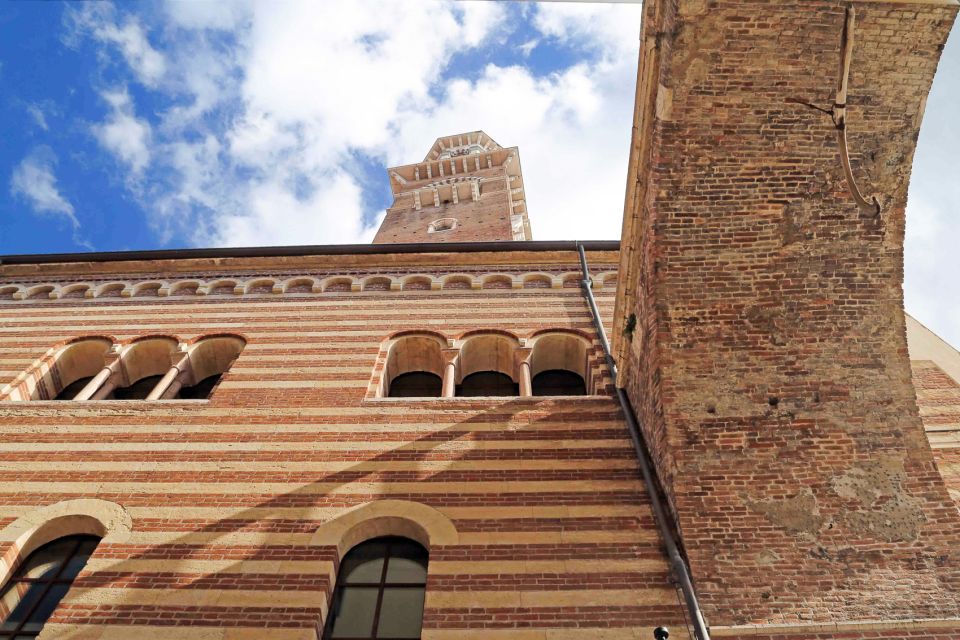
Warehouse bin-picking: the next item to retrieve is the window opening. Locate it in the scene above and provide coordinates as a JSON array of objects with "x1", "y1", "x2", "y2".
[
  {"x1": 457, "y1": 371, "x2": 518, "y2": 397},
  {"x1": 323, "y1": 536, "x2": 428, "y2": 640},
  {"x1": 175, "y1": 373, "x2": 223, "y2": 400},
  {"x1": 531, "y1": 370, "x2": 586, "y2": 396},
  {"x1": 110, "y1": 374, "x2": 164, "y2": 400},
  {"x1": 52, "y1": 376, "x2": 94, "y2": 401},
  {"x1": 0, "y1": 534, "x2": 101, "y2": 639},
  {"x1": 387, "y1": 372, "x2": 442, "y2": 398}
]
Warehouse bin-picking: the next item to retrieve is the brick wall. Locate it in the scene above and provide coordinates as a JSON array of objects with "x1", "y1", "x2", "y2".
[
  {"x1": 0, "y1": 249, "x2": 699, "y2": 639},
  {"x1": 614, "y1": 0, "x2": 960, "y2": 635}
]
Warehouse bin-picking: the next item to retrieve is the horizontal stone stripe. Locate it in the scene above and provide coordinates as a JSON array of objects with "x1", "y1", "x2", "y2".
[
  {"x1": 0, "y1": 490, "x2": 646, "y2": 508},
  {"x1": 42, "y1": 624, "x2": 319, "y2": 640},
  {"x1": 76, "y1": 571, "x2": 329, "y2": 590},
  {"x1": 424, "y1": 588, "x2": 677, "y2": 608},
  {"x1": 50, "y1": 603, "x2": 323, "y2": 627},
  {"x1": 0, "y1": 468, "x2": 638, "y2": 484},
  {"x1": 113, "y1": 529, "x2": 655, "y2": 548},
  {"x1": 0, "y1": 396, "x2": 619, "y2": 418},
  {"x1": 79, "y1": 557, "x2": 662, "y2": 578},
  {"x1": 0, "y1": 458, "x2": 634, "y2": 472},
  {"x1": 0, "y1": 401, "x2": 619, "y2": 415},
  {"x1": 0, "y1": 429, "x2": 629, "y2": 444},
  {"x1": 0, "y1": 504, "x2": 650, "y2": 523},
  {"x1": 66, "y1": 586, "x2": 328, "y2": 608},
  {"x1": 422, "y1": 604, "x2": 684, "y2": 628},
  {"x1": 0, "y1": 438, "x2": 631, "y2": 452},
  {"x1": 0, "y1": 314, "x2": 597, "y2": 333},
  {"x1": 429, "y1": 571, "x2": 672, "y2": 591},
  {"x1": 431, "y1": 544, "x2": 665, "y2": 562},
  {"x1": 0, "y1": 294, "x2": 604, "y2": 317},
  {"x1": 0, "y1": 478, "x2": 641, "y2": 494},
  {"x1": 126, "y1": 514, "x2": 650, "y2": 534},
  {"x1": 425, "y1": 630, "x2": 687, "y2": 640},
  {"x1": 0, "y1": 448, "x2": 636, "y2": 462}
]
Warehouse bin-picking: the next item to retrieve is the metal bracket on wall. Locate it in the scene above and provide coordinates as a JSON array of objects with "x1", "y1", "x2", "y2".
[{"x1": 788, "y1": 6, "x2": 882, "y2": 217}]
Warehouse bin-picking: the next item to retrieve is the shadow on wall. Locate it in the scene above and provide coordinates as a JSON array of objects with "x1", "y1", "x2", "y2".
[{"x1": 1, "y1": 397, "x2": 688, "y2": 638}]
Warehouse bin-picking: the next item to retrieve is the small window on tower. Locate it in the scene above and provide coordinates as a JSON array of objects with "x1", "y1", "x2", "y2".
[{"x1": 427, "y1": 218, "x2": 458, "y2": 233}]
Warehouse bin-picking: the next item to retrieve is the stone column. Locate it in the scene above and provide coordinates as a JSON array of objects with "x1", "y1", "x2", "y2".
[
  {"x1": 74, "y1": 346, "x2": 123, "y2": 400},
  {"x1": 146, "y1": 351, "x2": 190, "y2": 400},
  {"x1": 441, "y1": 348, "x2": 459, "y2": 398}
]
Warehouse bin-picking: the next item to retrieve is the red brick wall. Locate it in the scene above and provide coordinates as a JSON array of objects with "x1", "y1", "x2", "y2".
[
  {"x1": 0, "y1": 251, "x2": 698, "y2": 639},
  {"x1": 616, "y1": 0, "x2": 960, "y2": 633}
]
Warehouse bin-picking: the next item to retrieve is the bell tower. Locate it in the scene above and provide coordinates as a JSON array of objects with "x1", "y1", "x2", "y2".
[{"x1": 373, "y1": 131, "x2": 531, "y2": 244}]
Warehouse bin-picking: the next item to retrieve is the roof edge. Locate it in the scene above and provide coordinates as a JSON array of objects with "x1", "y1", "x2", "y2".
[{"x1": 0, "y1": 240, "x2": 620, "y2": 266}]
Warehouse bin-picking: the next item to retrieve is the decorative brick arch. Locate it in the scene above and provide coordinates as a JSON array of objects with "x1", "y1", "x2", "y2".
[
  {"x1": 0, "y1": 498, "x2": 133, "y2": 586},
  {"x1": 310, "y1": 500, "x2": 458, "y2": 557}
]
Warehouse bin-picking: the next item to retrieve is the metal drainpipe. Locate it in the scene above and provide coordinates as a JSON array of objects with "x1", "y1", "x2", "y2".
[{"x1": 576, "y1": 242, "x2": 711, "y2": 640}]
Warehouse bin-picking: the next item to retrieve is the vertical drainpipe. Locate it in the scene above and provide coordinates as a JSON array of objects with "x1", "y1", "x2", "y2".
[{"x1": 576, "y1": 242, "x2": 711, "y2": 640}]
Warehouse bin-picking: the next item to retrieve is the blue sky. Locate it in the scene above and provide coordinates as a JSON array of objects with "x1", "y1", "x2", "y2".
[{"x1": 0, "y1": 1, "x2": 958, "y2": 346}]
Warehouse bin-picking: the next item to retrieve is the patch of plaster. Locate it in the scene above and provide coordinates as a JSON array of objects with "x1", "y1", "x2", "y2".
[
  {"x1": 830, "y1": 456, "x2": 925, "y2": 542},
  {"x1": 746, "y1": 488, "x2": 823, "y2": 535}
]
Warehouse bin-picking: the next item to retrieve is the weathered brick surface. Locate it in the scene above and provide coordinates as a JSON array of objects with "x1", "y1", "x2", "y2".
[
  {"x1": 614, "y1": 0, "x2": 960, "y2": 633},
  {"x1": 0, "y1": 249, "x2": 696, "y2": 639}
]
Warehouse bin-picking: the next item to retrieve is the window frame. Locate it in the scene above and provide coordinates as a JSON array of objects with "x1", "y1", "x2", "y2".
[
  {"x1": 0, "y1": 534, "x2": 100, "y2": 639},
  {"x1": 323, "y1": 536, "x2": 428, "y2": 640}
]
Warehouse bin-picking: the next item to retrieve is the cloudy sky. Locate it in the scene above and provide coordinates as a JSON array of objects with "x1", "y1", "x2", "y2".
[{"x1": 0, "y1": 2, "x2": 957, "y2": 345}]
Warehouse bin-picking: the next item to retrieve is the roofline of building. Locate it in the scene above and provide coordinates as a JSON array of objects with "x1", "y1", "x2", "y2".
[{"x1": 0, "y1": 240, "x2": 621, "y2": 266}]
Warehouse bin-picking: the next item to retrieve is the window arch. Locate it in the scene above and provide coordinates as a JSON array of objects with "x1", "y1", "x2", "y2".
[
  {"x1": 322, "y1": 536, "x2": 428, "y2": 640},
  {"x1": 172, "y1": 335, "x2": 245, "y2": 399},
  {"x1": 104, "y1": 337, "x2": 178, "y2": 400},
  {"x1": 0, "y1": 534, "x2": 101, "y2": 638},
  {"x1": 456, "y1": 333, "x2": 519, "y2": 397},
  {"x1": 383, "y1": 334, "x2": 444, "y2": 398},
  {"x1": 1, "y1": 337, "x2": 112, "y2": 401},
  {"x1": 529, "y1": 332, "x2": 589, "y2": 396}
]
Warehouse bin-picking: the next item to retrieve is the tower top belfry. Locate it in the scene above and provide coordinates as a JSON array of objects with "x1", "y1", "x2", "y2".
[{"x1": 373, "y1": 131, "x2": 531, "y2": 244}]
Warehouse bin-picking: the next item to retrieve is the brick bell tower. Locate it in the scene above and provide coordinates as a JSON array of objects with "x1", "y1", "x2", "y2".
[{"x1": 373, "y1": 131, "x2": 532, "y2": 243}]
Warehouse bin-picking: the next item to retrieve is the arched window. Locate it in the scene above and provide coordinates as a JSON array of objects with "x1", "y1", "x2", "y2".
[
  {"x1": 1, "y1": 337, "x2": 112, "y2": 402},
  {"x1": 0, "y1": 534, "x2": 100, "y2": 638},
  {"x1": 455, "y1": 333, "x2": 519, "y2": 397},
  {"x1": 101, "y1": 337, "x2": 178, "y2": 400},
  {"x1": 169, "y1": 335, "x2": 245, "y2": 400},
  {"x1": 458, "y1": 371, "x2": 518, "y2": 397},
  {"x1": 323, "y1": 536, "x2": 428, "y2": 640},
  {"x1": 531, "y1": 370, "x2": 586, "y2": 396},
  {"x1": 383, "y1": 334, "x2": 445, "y2": 399},
  {"x1": 388, "y1": 372, "x2": 442, "y2": 398},
  {"x1": 529, "y1": 332, "x2": 589, "y2": 396}
]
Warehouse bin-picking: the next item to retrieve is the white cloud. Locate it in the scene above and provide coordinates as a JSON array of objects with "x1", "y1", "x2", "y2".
[
  {"x1": 26, "y1": 104, "x2": 49, "y2": 131},
  {"x1": 67, "y1": 4, "x2": 166, "y2": 86},
  {"x1": 68, "y1": 1, "x2": 642, "y2": 248},
  {"x1": 92, "y1": 88, "x2": 152, "y2": 174},
  {"x1": 141, "y1": 0, "x2": 509, "y2": 247},
  {"x1": 10, "y1": 148, "x2": 79, "y2": 228}
]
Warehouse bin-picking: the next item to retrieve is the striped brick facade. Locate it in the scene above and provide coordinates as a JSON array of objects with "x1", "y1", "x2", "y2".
[{"x1": 0, "y1": 247, "x2": 699, "y2": 639}]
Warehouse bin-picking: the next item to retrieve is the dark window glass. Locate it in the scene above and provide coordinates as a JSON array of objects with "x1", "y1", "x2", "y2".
[
  {"x1": 456, "y1": 371, "x2": 518, "y2": 397},
  {"x1": 0, "y1": 535, "x2": 100, "y2": 639},
  {"x1": 176, "y1": 373, "x2": 223, "y2": 400},
  {"x1": 111, "y1": 375, "x2": 163, "y2": 400},
  {"x1": 531, "y1": 370, "x2": 587, "y2": 396},
  {"x1": 387, "y1": 372, "x2": 442, "y2": 398},
  {"x1": 323, "y1": 536, "x2": 428, "y2": 640},
  {"x1": 53, "y1": 377, "x2": 93, "y2": 401}
]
